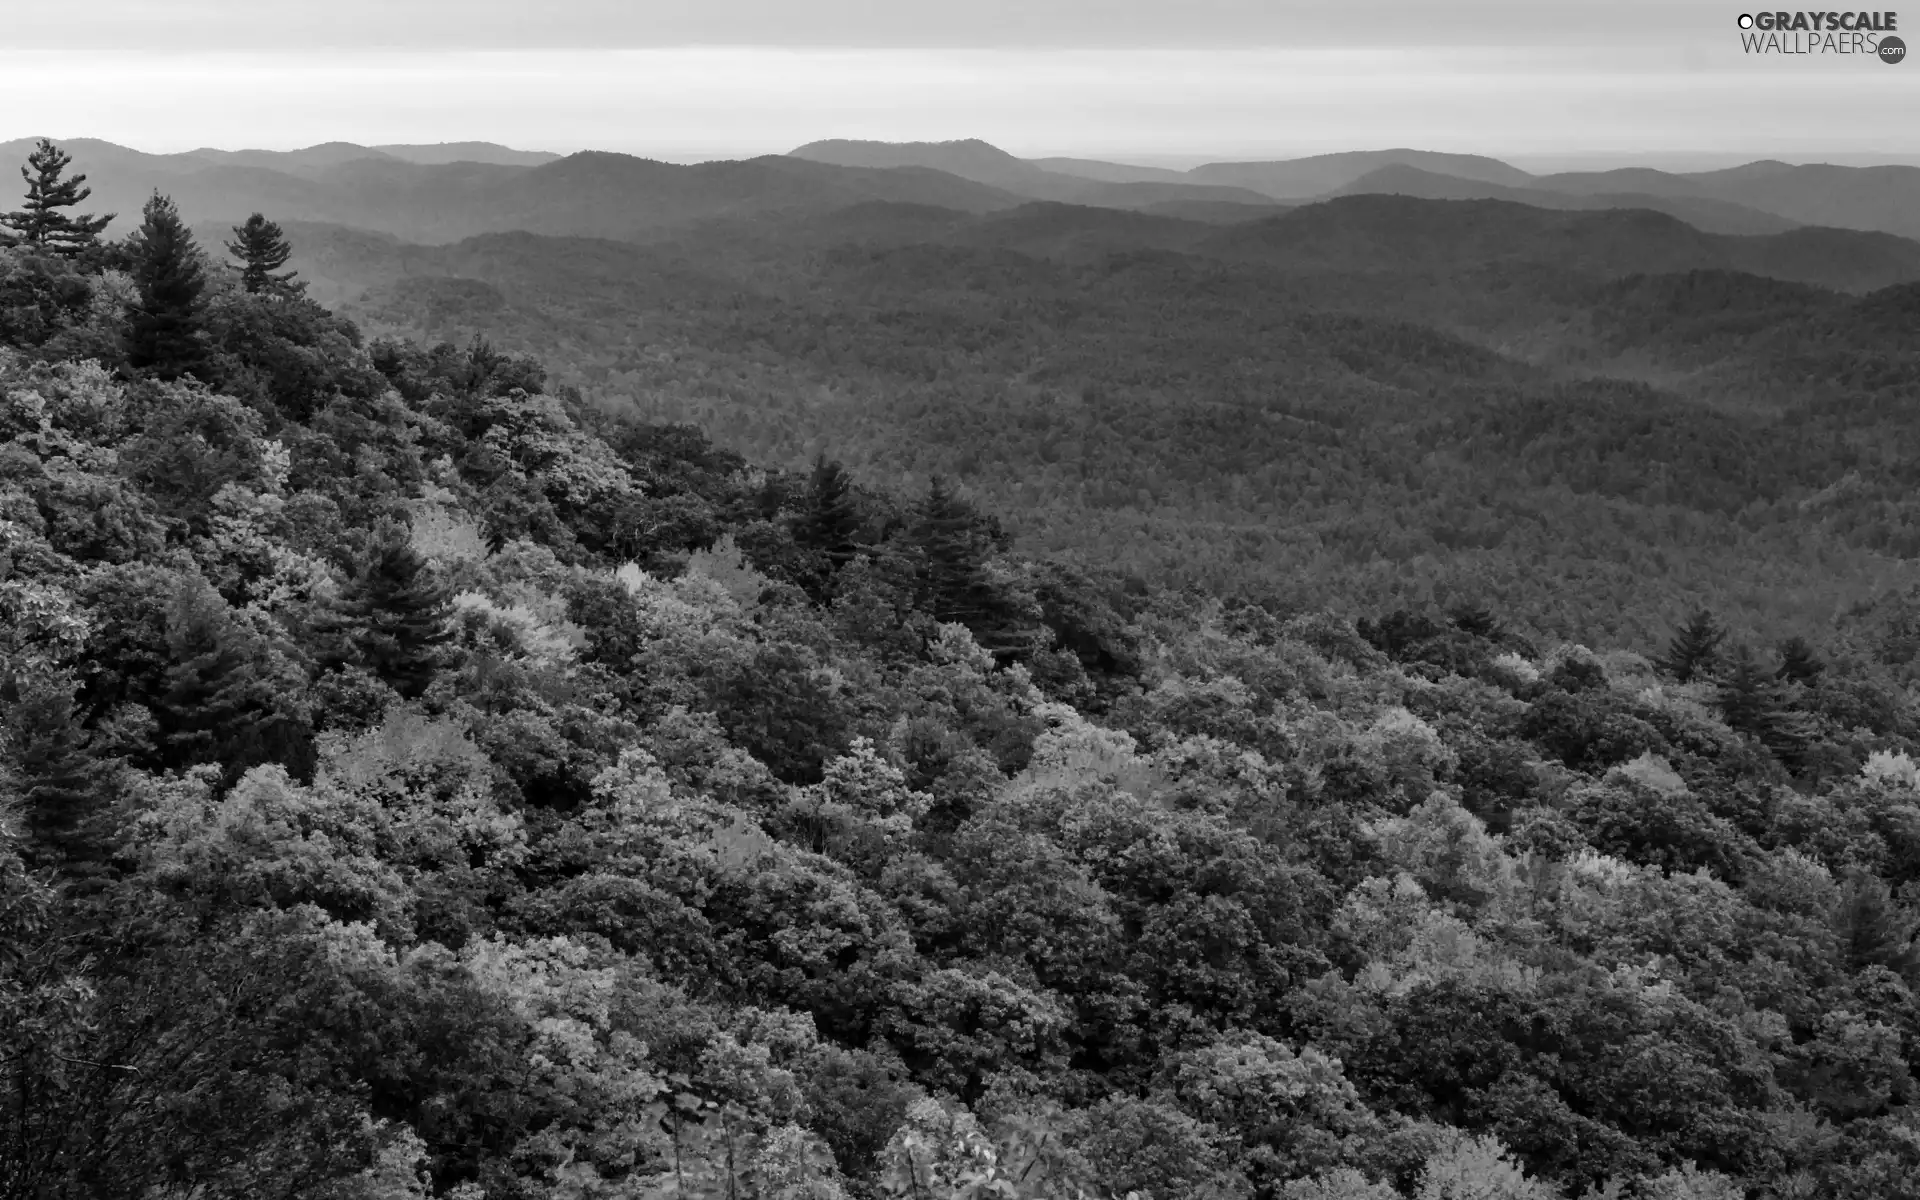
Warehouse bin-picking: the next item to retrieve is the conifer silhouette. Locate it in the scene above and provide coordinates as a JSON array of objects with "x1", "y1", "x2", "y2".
[
  {"x1": 1, "y1": 139, "x2": 113, "y2": 256},
  {"x1": 319, "y1": 521, "x2": 453, "y2": 699},
  {"x1": 124, "y1": 192, "x2": 208, "y2": 379},
  {"x1": 225, "y1": 212, "x2": 304, "y2": 295},
  {"x1": 916, "y1": 476, "x2": 995, "y2": 631},
  {"x1": 160, "y1": 580, "x2": 311, "y2": 778},
  {"x1": 1657, "y1": 607, "x2": 1725, "y2": 683},
  {"x1": 794, "y1": 454, "x2": 864, "y2": 571},
  {"x1": 1716, "y1": 641, "x2": 1814, "y2": 766}
]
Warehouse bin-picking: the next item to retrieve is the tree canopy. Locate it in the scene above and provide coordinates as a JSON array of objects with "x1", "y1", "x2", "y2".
[{"x1": 4, "y1": 141, "x2": 1920, "y2": 1200}]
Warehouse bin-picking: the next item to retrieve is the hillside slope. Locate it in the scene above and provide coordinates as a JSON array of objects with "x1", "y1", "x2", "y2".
[
  {"x1": 272, "y1": 197, "x2": 1920, "y2": 648},
  {"x1": 10, "y1": 143, "x2": 1920, "y2": 1200}
]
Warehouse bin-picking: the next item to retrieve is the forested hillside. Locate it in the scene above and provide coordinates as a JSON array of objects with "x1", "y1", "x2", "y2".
[
  {"x1": 269, "y1": 197, "x2": 1920, "y2": 649},
  {"x1": 14, "y1": 139, "x2": 1920, "y2": 1200}
]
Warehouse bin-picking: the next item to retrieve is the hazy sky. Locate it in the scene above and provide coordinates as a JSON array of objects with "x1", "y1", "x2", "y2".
[{"x1": 7, "y1": 1, "x2": 1917, "y2": 163}]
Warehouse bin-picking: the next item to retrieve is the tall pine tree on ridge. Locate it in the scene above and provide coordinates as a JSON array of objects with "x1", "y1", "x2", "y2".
[
  {"x1": 225, "y1": 212, "x2": 304, "y2": 296},
  {"x1": 123, "y1": 191, "x2": 208, "y2": 380},
  {"x1": 0, "y1": 139, "x2": 113, "y2": 258}
]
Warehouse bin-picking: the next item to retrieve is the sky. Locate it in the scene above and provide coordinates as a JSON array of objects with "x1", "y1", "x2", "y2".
[{"x1": 6, "y1": 1, "x2": 1918, "y2": 165}]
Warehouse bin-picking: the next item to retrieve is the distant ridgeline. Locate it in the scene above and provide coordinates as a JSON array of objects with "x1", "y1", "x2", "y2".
[{"x1": 13, "y1": 139, "x2": 1920, "y2": 1200}]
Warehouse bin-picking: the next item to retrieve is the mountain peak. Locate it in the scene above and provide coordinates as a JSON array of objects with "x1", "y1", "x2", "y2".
[{"x1": 789, "y1": 138, "x2": 1025, "y2": 168}]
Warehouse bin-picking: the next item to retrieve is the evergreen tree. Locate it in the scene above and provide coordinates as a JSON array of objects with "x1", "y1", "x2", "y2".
[
  {"x1": 224, "y1": 212, "x2": 303, "y2": 295},
  {"x1": 791, "y1": 455, "x2": 866, "y2": 600},
  {"x1": 1716, "y1": 644, "x2": 1783, "y2": 733},
  {"x1": 2, "y1": 671, "x2": 106, "y2": 869},
  {"x1": 1716, "y1": 641, "x2": 1813, "y2": 766},
  {"x1": 123, "y1": 192, "x2": 208, "y2": 379},
  {"x1": 1657, "y1": 607, "x2": 1725, "y2": 683},
  {"x1": 910, "y1": 476, "x2": 1041, "y2": 659},
  {"x1": 317, "y1": 521, "x2": 453, "y2": 699},
  {"x1": 1776, "y1": 635, "x2": 1826, "y2": 686},
  {"x1": 915, "y1": 476, "x2": 994, "y2": 629},
  {"x1": 0, "y1": 139, "x2": 113, "y2": 257},
  {"x1": 159, "y1": 580, "x2": 313, "y2": 780}
]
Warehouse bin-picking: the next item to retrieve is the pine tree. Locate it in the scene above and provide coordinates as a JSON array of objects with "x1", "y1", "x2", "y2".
[
  {"x1": 3, "y1": 671, "x2": 106, "y2": 868},
  {"x1": 1716, "y1": 644, "x2": 1783, "y2": 733},
  {"x1": 1657, "y1": 607, "x2": 1725, "y2": 683},
  {"x1": 1, "y1": 139, "x2": 114, "y2": 257},
  {"x1": 160, "y1": 579, "x2": 313, "y2": 779},
  {"x1": 224, "y1": 212, "x2": 303, "y2": 295},
  {"x1": 1776, "y1": 635, "x2": 1826, "y2": 685},
  {"x1": 793, "y1": 455, "x2": 864, "y2": 570},
  {"x1": 318, "y1": 522, "x2": 453, "y2": 700},
  {"x1": 123, "y1": 192, "x2": 208, "y2": 379},
  {"x1": 910, "y1": 477, "x2": 1040, "y2": 659},
  {"x1": 1716, "y1": 641, "x2": 1813, "y2": 766},
  {"x1": 916, "y1": 476, "x2": 995, "y2": 630}
]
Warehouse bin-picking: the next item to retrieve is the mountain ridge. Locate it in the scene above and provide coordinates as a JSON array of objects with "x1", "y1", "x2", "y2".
[{"x1": 790, "y1": 138, "x2": 1920, "y2": 242}]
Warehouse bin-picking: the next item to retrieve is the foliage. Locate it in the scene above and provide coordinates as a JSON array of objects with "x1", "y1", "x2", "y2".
[{"x1": 3, "y1": 143, "x2": 1920, "y2": 1200}]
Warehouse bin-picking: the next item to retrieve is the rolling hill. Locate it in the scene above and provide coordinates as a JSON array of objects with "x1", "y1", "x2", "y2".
[
  {"x1": 369, "y1": 141, "x2": 563, "y2": 166},
  {"x1": 257, "y1": 189, "x2": 1920, "y2": 645},
  {"x1": 1529, "y1": 161, "x2": 1920, "y2": 240},
  {"x1": 788, "y1": 138, "x2": 1284, "y2": 209},
  {"x1": 1026, "y1": 156, "x2": 1198, "y2": 184},
  {"x1": 1187, "y1": 148, "x2": 1538, "y2": 197},
  {"x1": 1325, "y1": 164, "x2": 1801, "y2": 236},
  {"x1": 1196, "y1": 195, "x2": 1920, "y2": 292}
]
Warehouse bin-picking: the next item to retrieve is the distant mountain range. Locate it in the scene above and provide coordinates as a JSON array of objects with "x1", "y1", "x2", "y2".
[
  {"x1": 1316, "y1": 165, "x2": 1799, "y2": 237},
  {"x1": 0, "y1": 138, "x2": 1027, "y2": 244},
  {"x1": 786, "y1": 138, "x2": 1280, "y2": 210},
  {"x1": 10, "y1": 134, "x2": 1920, "y2": 254},
  {"x1": 1202, "y1": 194, "x2": 1920, "y2": 295},
  {"x1": 791, "y1": 139, "x2": 1920, "y2": 242}
]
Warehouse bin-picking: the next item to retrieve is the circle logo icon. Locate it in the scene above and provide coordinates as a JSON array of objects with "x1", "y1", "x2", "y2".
[
  {"x1": 1737, "y1": 13, "x2": 1754, "y2": 28},
  {"x1": 1881, "y1": 35, "x2": 1907, "y2": 63}
]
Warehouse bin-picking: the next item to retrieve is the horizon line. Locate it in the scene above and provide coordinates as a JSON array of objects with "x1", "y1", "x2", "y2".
[{"x1": 6, "y1": 134, "x2": 1920, "y2": 173}]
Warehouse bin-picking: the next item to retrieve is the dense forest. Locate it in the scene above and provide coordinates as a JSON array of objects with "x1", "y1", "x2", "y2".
[
  {"x1": 268, "y1": 197, "x2": 1920, "y2": 651},
  {"x1": 11, "y1": 139, "x2": 1920, "y2": 1200}
]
